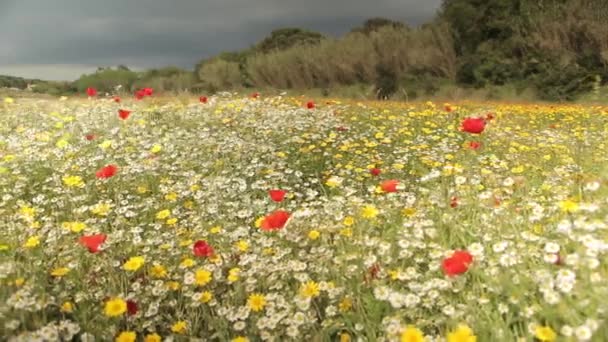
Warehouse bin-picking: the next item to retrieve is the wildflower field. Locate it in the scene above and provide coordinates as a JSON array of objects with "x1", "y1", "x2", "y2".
[{"x1": 1, "y1": 93, "x2": 608, "y2": 342}]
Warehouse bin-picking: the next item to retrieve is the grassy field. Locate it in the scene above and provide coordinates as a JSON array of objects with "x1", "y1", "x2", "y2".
[{"x1": 1, "y1": 94, "x2": 608, "y2": 341}]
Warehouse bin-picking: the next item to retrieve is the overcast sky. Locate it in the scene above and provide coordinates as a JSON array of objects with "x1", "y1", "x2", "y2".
[{"x1": 0, "y1": 0, "x2": 442, "y2": 81}]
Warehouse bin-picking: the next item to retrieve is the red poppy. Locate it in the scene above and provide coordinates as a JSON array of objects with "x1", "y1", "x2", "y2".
[
  {"x1": 485, "y1": 112, "x2": 495, "y2": 121},
  {"x1": 268, "y1": 189, "x2": 287, "y2": 202},
  {"x1": 450, "y1": 196, "x2": 459, "y2": 208},
  {"x1": 135, "y1": 90, "x2": 146, "y2": 100},
  {"x1": 126, "y1": 300, "x2": 138, "y2": 316},
  {"x1": 85, "y1": 134, "x2": 96, "y2": 141},
  {"x1": 193, "y1": 240, "x2": 214, "y2": 258},
  {"x1": 251, "y1": 92, "x2": 259, "y2": 99},
  {"x1": 370, "y1": 168, "x2": 381, "y2": 176},
  {"x1": 95, "y1": 164, "x2": 118, "y2": 179},
  {"x1": 118, "y1": 109, "x2": 131, "y2": 120},
  {"x1": 380, "y1": 179, "x2": 399, "y2": 193},
  {"x1": 79, "y1": 234, "x2": 107, "y2": 253},
  {"x1": 442, "y1": 250, "x2": 473, "y2": 277},
  {"x1": 468, "y1": 141, "x2": 481, "y2": 150},
  {"x1": 113, "y1": 96, "x2": 121, "y2": 103},
  {"x1": 261, "y1": 210, "x2": 290, "y2": 231},
  {"x1": 306, "y1": 101, "x2": 315, "y2": 109},
  {"x1": 199, "y1": 96, "x2": 208, "y2": 104},
  {"x1": 143, "y1": 88, "x2": 153, "y2": 96},
  {"x1": 445, "y1": 105, "x2": 452, "y2": 112},
  {"x1": 461, "y1": 117, "x2": 486, "y2": 134},
  {"x1": 86, "y1": 87, "x2": 97, "y2": 97}
]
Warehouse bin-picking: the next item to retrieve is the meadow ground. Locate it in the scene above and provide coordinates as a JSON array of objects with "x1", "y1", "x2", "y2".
[{"x1": 1, "y1": 94, "x2": 607, "y2": 341}]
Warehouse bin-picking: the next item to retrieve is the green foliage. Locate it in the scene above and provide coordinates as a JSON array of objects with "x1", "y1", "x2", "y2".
[
  {"x1": 132, "y1": 67, "x2": 195, "y2": 92},
  {"x1": 351, "y1": 17, "x2": 408, "y2": 35},
  {"x1": 73, "y1": 67, "x2": 139, "y2": 93},
  {"x1": 255, "y1": 28, "x2": 325, "y2": 53}
]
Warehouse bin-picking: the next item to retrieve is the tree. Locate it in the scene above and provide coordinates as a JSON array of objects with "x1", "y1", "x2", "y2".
[{"x1": 256, "y1": 28, "x2": 325, "y2": 53}]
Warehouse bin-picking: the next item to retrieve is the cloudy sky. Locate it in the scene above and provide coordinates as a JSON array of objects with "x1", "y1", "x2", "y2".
[{"x1": 0, "y1": 0, "x2": 442, "y2": 81}]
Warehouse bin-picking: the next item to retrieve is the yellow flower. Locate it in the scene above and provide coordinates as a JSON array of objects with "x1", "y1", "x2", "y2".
[
  {"x1": 401, "y1": 326, "x2": 425, "y2": 342},
  {"x1": 180, "y1": 258, "x2": 196, "y2": 268},
  {"x1": 308, "y1": 230, "x2": 321, "y2": 240},
  {"x1": 19, "y1": 205, "x2": 36, "y2": 219},
  {"x1": 23, "y1": 236, "x2": 40, "y2": 248},
  {"x1": 558, "y1": 200, "x2": 579, "y2": 213},
  {"x1": 200, "y1": 291, "x2": 213, "y2": 303},
  {"x1": 165, "y1": 192, "x2": 178, "y2": 201},
  {"x1": 339, "y1": 228, "x2": 352, "y2": 237},
  {"x1": 51, "y1": 267, "x2": 70, "y2": 277},
  {"x1": 171, "y1": 321, "x2": 188, "y2": 334},
  {"x1": 166, "y1": 281, "x2": 181, "y2": 291},
  {"x1": 150, "y1": 264, "x2": 168, "y2": 278},
  {"x1": 57, "y1": 301, "x2": 73, "y2": 313},
  {"x1": 166, "y1": 217, "x2": 178, "y2": 226},
  {"x1": 299, "y1": 280, "x2": 320, "y2": 298},
  {"x1": 447, "y1": 325, "x2": 477, "y2": 342},
  {"x1": 123, "y1": 256, "x2": 145, "y2": 271},
  {"x1": 62, "y1": 221, "x2": 86, "y2": 233},
  {"x1": 343, "y1": 216, "x2": 355, "y2": 226},
  {"x1": 235, "y1": 240, "x2": 249, "y2": 252},
  {"x1": 99, "y1": 140, "x2": 113, "y2": 149},
  {"x1": 339, "y1": 297, "x2": 352, "y2": 312},
  {"x1": 62, "y1": 175, "x2": 85, "y2": 188},
  {"x1": 247, "y1": 293, "x2": 267, "y2": 312},
  {"x1": 137, "y1": 185, "x2": 149, "y2": 194},
  {"x1": 195, "y1": 269, "x2": 212, "y2": 286},
  {"x1": 104, "y1": 298, "x2": 127, "y2": 317},
  {"x1": 4, "y1": 97, "x2": 14, "y2": 104},
  {"x1": 402, "y1": 207, "x2": 417, "y2": 217},
  {"x1": 534, "y1": 326, "x2": 556, "y2": 342},
  {"x1": 232, "y1": 337, "x2": 249, "y2": 342},
  {"x1": 254, "y1": 217, "x2": 264, "y2": 228},
  {"x1": 90, "y1": 202, "x2": 111, "y2": 216},
  {"x1": 360, "y1": 205, "x2": 379, "y2": 219},
  {"x1": 115, "y1": 331, "x2": 136, "y2": 342},
  {"x1": 227, "y1": 268, "x2": 240, "y2": 283},
  {"x1": 144, "y1": 333, "x2": 162, "y2": 342},
  {"x1": 14, "y1": 278, "x2": 25, "y2": 286},
  {"x1": 325, "y1": 176, "x2": 343, "y2": 188},
  {"x1": 156, "y1": 209, "x2": 171, "y2": 220},
  {"x1": 340, "y1": 332, "x2": 351, "y2": 342},
  {"x1": 150, "y1": 144, "x2": 162, "y2": 153}
]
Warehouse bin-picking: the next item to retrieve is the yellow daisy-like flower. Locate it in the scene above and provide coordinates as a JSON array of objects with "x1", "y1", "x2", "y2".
[
  {"x1": 104, "y1": 298, "x2": 127, "y2": 317},
  {"x1": 227, "y1": 268, "x2": 240, "y2": 283},
  {"x1": 150, "y1": 264, "x2": 168, "y2": 278},
  {"x1": 150, "y1": 144, "x2": 162, "y2": 153},
  {"x1": 156, "y1": 209, "x2": 171, "y2": 220},
  {"x1": 166, "y1": 281, "x2": 181, "y2": 291},
  {"x1": 4, "y1": 97, "x2": 14, "y2": 104},
  {"x1": 171, "y1": 321, "x2": 188, "y2": 334},
  {"x1": 60, "y1": 301, "x2": 74, "y2": 313},
  {"x1": 235, "y1": 240, "x2": 249, "y2": 252},
  {"x1": 534, "y1": 326, "x2": 556, "y2": 342},
  {"x1": 180, "y1": 258, "x2": 196, "y2": 268},
  {"x1": 51, "y1": 267, "x2": 70, "y2": 277},
  {"x1": 200, "y1": 291, "x2": 213, "y2": 303},
  {"x1": 299, "y1": 280, "x2": 320, "y2": 298},
  {"x1": 308, "y1": 230, "x2": 321, "y2": 240},
  {"x1": 232, "y1": 337, "x2": 249, "y2": 342},
  {"x1": 210, "y1": 226, "x2": 222, "y2": 234},
  {"x1": 360, "y1": 205, "x2": 379, "y2": 219},
  {"x1": 558, "y1": 200, "x2": 579, "y2": 213},
  {"x1": 165, "y1": 192, "x2": 178, "y2": 201},
  {"x1": 166, "y1": 217, "x2": 178, "y2": 226},
  {"x1": 90, "y1": 202, "x2": 111, "y2": 216},
  {"x1": 339, "y1": 297, "x2": 352, "y2": 312},
  {"x1": 343, "y1": 216, "x2": 355, "y2": 226},
  {"x1": 62, "y1": 175, "x2": 85, "y2": 188},
  {"x1": 62, "y1": 221, "x2": 86, "y2": 233},
  {"x1": 447, "y1": 325, "x2": 477, "y2": 342},
  {"x1": 195, "y1": 269, "x2": 212, "y2": 286},
  {"x1": 144, "y1": 333, "x2": 162, "y2": 342},
  {"x1": 400, "y1": 326, "x2": 425, "y2": 342},
  {"x1": 247, "y1": 293, "x2": 267, "y2": 312},
  {"x1": 115, "y1": 331, "x2": 136, "y2": 342},
  {"x1": 23, "y1": 236, "x2": 40, "y2": 248},
  {"x1": 123, "y1": 256, "x2": 145, "y2": 271}
]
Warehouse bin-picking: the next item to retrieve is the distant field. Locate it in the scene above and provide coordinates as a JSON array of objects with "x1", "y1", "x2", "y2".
[{"x1": 1, "y1": 95, "x2": 607, "y2": 341}]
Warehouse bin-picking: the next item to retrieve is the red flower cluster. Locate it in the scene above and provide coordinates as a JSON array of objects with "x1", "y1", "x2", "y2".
[
  {"x1": 268, "y1": 189, "x2": 287, "y2": 202},
  {"x1": 118, "y1": 109, "x2": 131, "y2": 120},
  {"x1": 193, "y1": 240, "x2": 214, "y2": 258},
  {"x1": 79, "y1": 234, "x2": 107, "y2": 253},
  {"x1": 461, "y1": 117, "x2": 486, "y2": 134},
  {"x1": 442, "y1": 250, "x2": 473, "y2": 276},
  {"x1": 135, "y1": 88, "x2": 154, "y2": 100},
  {"x1": 261, "y1": 210, "x2": 290, "y2": 231},
  {"x1": 95, "y1": 164, "x2": 118, "y2": 179},
  {"x1": 86, "y1": 87, "x2": 97, "y2": 97}
]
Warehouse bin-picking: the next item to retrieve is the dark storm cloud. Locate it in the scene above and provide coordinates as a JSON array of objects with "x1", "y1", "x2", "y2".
[{"x1": 0, "y1": 0, "x2": 442, "y2": 80}]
